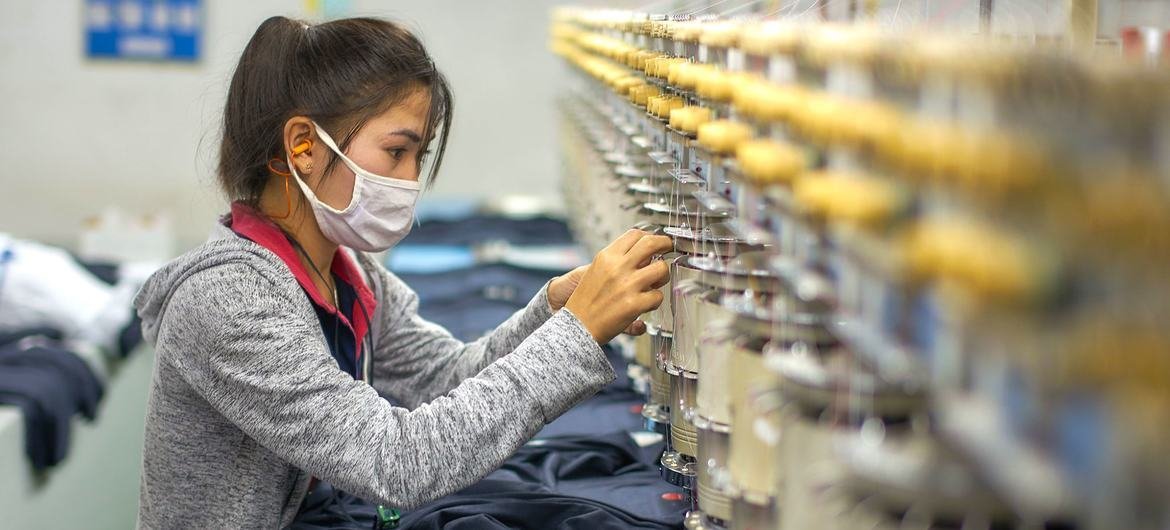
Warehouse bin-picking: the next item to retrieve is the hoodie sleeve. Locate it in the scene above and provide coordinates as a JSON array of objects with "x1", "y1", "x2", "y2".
[
  {"x1": 157, "y1": 263, "x2": 613, "y2": 509},
  {"x1": 366, "y1": 266, "x2": 559, "y2": 409}
]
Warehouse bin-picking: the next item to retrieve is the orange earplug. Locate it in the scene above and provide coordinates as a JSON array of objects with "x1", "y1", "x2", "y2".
[{"x1": 291, "y1": 140, "x2": 313, "y2": 155}]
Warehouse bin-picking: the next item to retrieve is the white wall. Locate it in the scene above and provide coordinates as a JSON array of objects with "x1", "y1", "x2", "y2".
[
  {"x1": 6, "y1": 1, "x2": 1155, "y2": 251},
  {"x1": 0, "y1": 1, "x2": 566, "y2": 251},
  {"x1": 352, "y1": 0, "x2": 565, "y2": 205}
]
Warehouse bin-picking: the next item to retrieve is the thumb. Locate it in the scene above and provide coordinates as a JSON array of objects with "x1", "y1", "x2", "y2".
[
  {"x1": 564, "y1": 264, "x2": 589, "y2": 287},
  {"x1": 549, "y1": 264, "x2": 591, "y2": 312},
  {"x1": 623, "y1": 319, "x2": 647, "y2": 336}
]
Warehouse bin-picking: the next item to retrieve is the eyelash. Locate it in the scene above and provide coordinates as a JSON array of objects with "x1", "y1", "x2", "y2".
[{"x1": 387, "y1": 148, "x2": 431, "y2": 163}]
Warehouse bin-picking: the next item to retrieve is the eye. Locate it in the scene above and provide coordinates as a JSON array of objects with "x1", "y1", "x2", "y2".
[{"x1": 388, "y1": 148, "x2": 408, "y2": 161}]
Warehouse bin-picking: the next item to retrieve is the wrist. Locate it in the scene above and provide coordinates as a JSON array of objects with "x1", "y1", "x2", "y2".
[{"x1": 562, "y1": 303, "x2": 601, "y2": 344}]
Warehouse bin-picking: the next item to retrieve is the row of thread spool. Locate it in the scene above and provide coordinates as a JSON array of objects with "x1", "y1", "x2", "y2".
[{"x1": 552, "y1": 7, "x2": 1170, "y2": 530}]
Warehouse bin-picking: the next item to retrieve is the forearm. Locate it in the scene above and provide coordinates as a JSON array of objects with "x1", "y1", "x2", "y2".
[
  {"x1": 308, "y1": 310, "x2": 612, "y2": 508},
  {"x1": 371, "y1": 281, "x2": 557, "y2": 407}
]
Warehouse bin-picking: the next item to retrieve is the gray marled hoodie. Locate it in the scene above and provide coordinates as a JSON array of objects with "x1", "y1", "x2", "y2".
[{"x1": 133, "y1": 225, "x2": 613, "y2": 529}]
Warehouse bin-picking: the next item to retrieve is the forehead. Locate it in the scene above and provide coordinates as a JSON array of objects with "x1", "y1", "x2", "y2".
[{"x1": 366, "y1": 85, "x2": 431, "y2": 130}]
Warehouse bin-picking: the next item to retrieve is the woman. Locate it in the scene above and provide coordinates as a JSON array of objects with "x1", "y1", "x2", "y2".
[{"x1": 133, "y1": 16, "x2": 671, "y2": 529}]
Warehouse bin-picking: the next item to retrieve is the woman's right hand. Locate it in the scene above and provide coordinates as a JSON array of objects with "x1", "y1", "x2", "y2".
[{"x1": 564, "y1": 229, "x2": 673, "y2": 344}]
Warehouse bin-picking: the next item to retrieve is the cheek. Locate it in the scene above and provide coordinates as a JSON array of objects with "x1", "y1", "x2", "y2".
[
  {"x1": 398, "y1": 160, "x2": 421, "y2": 182},
  {"x1": 350, "y1": 150, "x2": 420, "y2": 182},
  {"x1": 348, "y1": 151, "x2": 396, "y2": 178}
]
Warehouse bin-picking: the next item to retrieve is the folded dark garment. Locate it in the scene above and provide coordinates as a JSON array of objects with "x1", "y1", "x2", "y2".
[
  {"x1": 398, "y1": 479, "x2": 682, "y2": 530},
  {"x1": 536, "y1": 388, "x2": 646, "y2": 441},
  {"x1": 293, "y1": 477, "x2": 684, "y2": 530},
  {"x1": 0, "y1": 343, "x2": 104, "y2": 418},
  {"x1": 398, "y1": 264, "x2": 558, "y2": 306},
  {"x1": 118, "y1": 314, "x2": 144, "y2": 357},
  {"x1": 0, "y1": 343, "x2": 104, "y2": 469},
  {"x1": 288, "y1": 481, "x2": 378, "y2": 530},
  {"x1": 401, "y1": 216, "x2": 574, "y2": 247},
  {"x1": 489, "y1": 432, "x2": 684, "y2": 525},
  {"x1": 0, "y1": 327, "x2": 63, "y2": 349},
  {"x1": 417, "y1": 297, "x2": 532, "y2": 343}
]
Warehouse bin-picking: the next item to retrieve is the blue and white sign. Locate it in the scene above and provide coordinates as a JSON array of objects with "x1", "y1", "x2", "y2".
[{"x1": 85, "y1": 0, "x2": 202, "y2": 61}]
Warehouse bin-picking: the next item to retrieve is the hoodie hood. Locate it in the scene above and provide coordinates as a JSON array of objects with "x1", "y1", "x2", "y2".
[{"x1": 134, "y1": 224, "x2": 281, "y2": 344}]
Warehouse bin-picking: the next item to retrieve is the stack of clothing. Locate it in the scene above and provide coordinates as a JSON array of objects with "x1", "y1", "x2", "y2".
[
  {"x1": 388, "y1": 206, "x2": 588, "y2": 341},
  {"x1": 292, "y1": 203, "x2": 686, "y2": 529},
  {"x1": 0, "y1": 234, "x2": 147, "y2": 470},
  {"x1": 0, "y1": 235, "x2": 146, "y2": 358},
  {"x1": 0, "y1": 333, "x2": 105, "y2": 470}
]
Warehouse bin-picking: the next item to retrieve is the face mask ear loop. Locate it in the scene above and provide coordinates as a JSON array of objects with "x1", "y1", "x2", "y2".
[{"x1": 267, "y1": 158, "x2": 294, "y2": 220}]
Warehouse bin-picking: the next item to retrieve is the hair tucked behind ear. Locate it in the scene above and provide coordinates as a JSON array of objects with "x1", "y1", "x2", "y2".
[{"x1": 217, "y1": 16, "x2": 453, "y2": 204}]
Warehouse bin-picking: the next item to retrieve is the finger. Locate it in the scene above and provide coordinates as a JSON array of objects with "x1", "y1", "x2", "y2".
[
  {"x1": 604, "y1": 229, "x2": 649, "y2": 255},
  {"x1": 632, "y1": 259, "x2": 670, "y2": 289},
  {"x1": 633, "y1": 288, "x2": 666, "y2": 314},
  {"x1": 624, "y1": 320, "x2": 647, "y2": 336},
  {"x1": 635, "y1": 253, "x2": 658, "y2": 268},
  {"x1": 625, "y1": 235, "x2": 674, "y2": 265},
  {"x1": 648, "y1": 268, "x2": 671, "y2": 290}
]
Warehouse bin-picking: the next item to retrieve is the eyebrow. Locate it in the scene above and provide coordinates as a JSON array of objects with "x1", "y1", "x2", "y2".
[{"x1": 387, "y1": 129, "x2": 422, "y2": 143}]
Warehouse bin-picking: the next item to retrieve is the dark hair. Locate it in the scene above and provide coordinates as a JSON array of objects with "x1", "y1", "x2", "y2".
[{"x1": 217, "y1": 16, "x2": 453, "y2": 203}]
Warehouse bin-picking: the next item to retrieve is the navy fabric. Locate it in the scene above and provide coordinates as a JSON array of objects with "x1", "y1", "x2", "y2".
[
  {"x1": 289, "y1": 440, "x2": 682, "y2": 530},
  {"x1": 395, "y1": 264, "x2": 554, "y2": 306},
  {"x1": 76, "y1": 260, "x2": 120, "y2": 286},
  {"x1": 488, "y1": 433, "x2": 684, "y2": 524},
  {"x1": 289, "y1": 481, "x2": 379, "y2": 530},
  {"x1": 400, "y1": 215, "x2": 574, "y2": 246},
  {"x1": 309, "y1": 273, "x2": 361, "y2": 380},
  {"x1": 0, "y1": 327, "x2": 63, "y2": 348},
  {"x1": 537, "y1": 388, "x2": 646, "y2": 440},
  {"x1": 0, "y1": 342, "x2": 104, "y2": 469},
  {"x1": 396, "y1": 264, "x2": 557, "y2": 342},
  {"x1": 415, "y1": 297, "x2": 534, "y2": 343},
  {"x1": 0, "y1": 343, "x2": 104, "y2": 419},
  {"x1": 119, "y1": 314, "x2": 144, "y2": 356},
  {"x1": 0, "y1": 368, "x2": 75, "y2": 469},
  {"x1": 398, "y1": 479, "x2": 680, "y2": 530}
]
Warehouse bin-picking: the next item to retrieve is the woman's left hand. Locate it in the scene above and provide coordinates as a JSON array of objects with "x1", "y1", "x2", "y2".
[{"x1": 549, "y1": 265, "x2": 647, "y2": 336}]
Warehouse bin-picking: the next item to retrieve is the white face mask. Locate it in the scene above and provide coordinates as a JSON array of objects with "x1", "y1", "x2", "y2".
[{"x1": 289, "y1": 123, "x2": 420, "y2": 252}]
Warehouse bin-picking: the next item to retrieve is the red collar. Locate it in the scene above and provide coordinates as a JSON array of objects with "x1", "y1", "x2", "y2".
[{"x1": 227, "y1": 202, "x2": 377, "y2": 353}]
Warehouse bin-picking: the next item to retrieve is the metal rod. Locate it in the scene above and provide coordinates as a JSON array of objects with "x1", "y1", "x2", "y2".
[
  {"x1": 980, "y1": 0, "x2": 994, "y2": 34},
  {"x1": 1068, "y1": 0, "x2": 1099, "y2": 49}
]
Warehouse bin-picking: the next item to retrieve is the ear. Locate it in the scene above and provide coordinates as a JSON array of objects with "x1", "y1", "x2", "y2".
[{"x1": 282, "y1": 116, "x2": 318, "y2": 177}]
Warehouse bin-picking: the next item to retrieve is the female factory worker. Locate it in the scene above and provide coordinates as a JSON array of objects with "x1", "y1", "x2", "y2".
[{"x1": 132, "y1": 15, "x2": 671, "y2": 529}]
